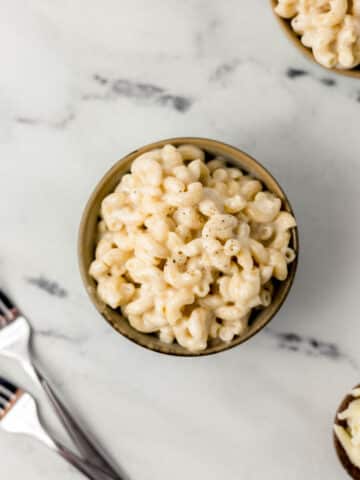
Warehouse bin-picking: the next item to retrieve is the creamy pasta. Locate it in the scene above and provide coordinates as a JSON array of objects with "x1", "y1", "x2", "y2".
[
  {"x1": 334, "y1": 388, "x2": 360, "y2": 469},
  {"x1": 89, "y1": 144, "x2": 296, "y2": 352},
  {"x1": 274, "y1": 0, "x2": 360, "y2": 70}
]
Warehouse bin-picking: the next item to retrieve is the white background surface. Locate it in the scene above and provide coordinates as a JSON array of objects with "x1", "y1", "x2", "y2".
[{"x1": 0, "y1": 1, "x2": 359, "y2": 478}]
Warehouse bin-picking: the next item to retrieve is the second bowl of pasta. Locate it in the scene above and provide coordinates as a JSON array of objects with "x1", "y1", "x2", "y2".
[
  {"x1": 271, "y1": 0, "x2": 360, "y2": 78},
  {"x1": 78, "y1": 137, "x2": 298, "y2": 356}
]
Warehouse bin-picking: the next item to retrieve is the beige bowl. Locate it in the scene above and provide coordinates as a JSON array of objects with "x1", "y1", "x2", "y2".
[
  {"x1": 270, "y1": 0, "x2": 360, "y2": 79},
  {"x1": 78, "y1": 137, "x2": 299, "y2": 356}
]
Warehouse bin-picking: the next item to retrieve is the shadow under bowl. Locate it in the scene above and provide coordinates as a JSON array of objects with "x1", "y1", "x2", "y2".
[
  {"x1": 270, "y1": 0, "x2": 360, "y2": 79},
  {"x1": 78, "y1": 137, "x2": 299, "y2": 356}
]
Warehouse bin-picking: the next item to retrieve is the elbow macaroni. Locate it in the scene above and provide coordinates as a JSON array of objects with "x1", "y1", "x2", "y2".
[
  {"x1": 89, "y1": 144, "x2": 296, "y2": 352},
  {"x1": 274, "y1": 0, "x2": 360, "y2": 69}
]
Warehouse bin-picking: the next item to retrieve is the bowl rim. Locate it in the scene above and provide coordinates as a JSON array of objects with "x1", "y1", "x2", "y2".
[
  {"x1": 270, "y1": 0, "x2": 360, "y2": 79},
  {"x1": 78, "y1": 136, "x2": 299, "y2": 357}
]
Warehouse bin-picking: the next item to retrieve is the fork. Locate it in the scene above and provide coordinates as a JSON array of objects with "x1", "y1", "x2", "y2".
[
  {"x1": 0, "y1": 376, "x2": 118, "y2": 479},
  {"x1": 0, "y1": 289, "x2": 122, "y2": 478}
]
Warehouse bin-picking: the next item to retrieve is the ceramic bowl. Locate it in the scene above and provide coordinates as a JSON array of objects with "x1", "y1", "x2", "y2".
[
  {"x1": 270, "y1": 0, "x2": 360, "y2": 79},
  {"x1": 334, "y1": 385, "x2": 360, "y2": 479},
  {"x1": 78, "y1": 137, "x2": 299, "y2": 356}
]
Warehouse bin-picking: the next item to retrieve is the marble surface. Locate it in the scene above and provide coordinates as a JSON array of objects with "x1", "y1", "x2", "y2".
[{"x1": 1, "y1": 0, "x2": 360, "y2": 478}]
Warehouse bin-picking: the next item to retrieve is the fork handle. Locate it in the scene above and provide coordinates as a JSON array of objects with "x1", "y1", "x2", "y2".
[
  {"x1": 30, "y1": 363, "x2": 123, "y2": 479},
  {"x1": 55, "y1": 443, "x2": 120, "y2": 480}
]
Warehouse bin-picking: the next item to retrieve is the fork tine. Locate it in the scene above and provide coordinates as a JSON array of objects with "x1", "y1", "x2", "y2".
[
  {"x1": 0, "y1": 392, "x2": 9, "y2": 408},
  {"x1": 0, "y1": 290, "x2": 14, "y2": 310},
  {"x1": 0, "y1": 385, "x2": 13, "y2": 399},
  {"x1": 0, "y1": 377, "x2": 17, "y2": 395},
  {"x1": 0, "y1": 298, "x2": 13, "y2": 322},
  {"x1": 0, "y1": 289, "x2": 19, "y2": 322},
  {"x1": 0, "y1": 378, "x2": 21, "y2": 418}
]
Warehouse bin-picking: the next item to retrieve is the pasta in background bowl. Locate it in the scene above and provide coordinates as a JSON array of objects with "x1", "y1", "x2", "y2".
[
  {"x1": 78, "y1": 138, "x2": 298, "y2": 356},
  {"x1": 271, "y1": 0, "x2": 360, "y2": 78}
]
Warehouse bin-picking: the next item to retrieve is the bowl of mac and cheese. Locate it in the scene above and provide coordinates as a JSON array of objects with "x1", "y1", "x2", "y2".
[
  {"x1": 79, "y1": 138, "x2": 298, "y2": 356},
  {"x1": 271, "y1": 0, "x2": 360, "y2": 77}
]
